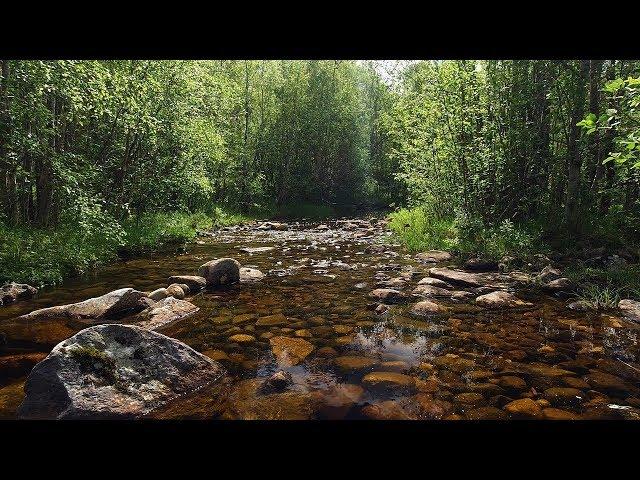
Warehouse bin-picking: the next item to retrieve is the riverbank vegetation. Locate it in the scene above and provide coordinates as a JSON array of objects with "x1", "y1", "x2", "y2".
[{"x1": 1, "y1": 60, "x2": 639, "y2": 289}]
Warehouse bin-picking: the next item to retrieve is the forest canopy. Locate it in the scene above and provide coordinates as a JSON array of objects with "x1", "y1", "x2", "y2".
[{"x1": 1, "y1": 59, "x2": 639, "y2": 285}]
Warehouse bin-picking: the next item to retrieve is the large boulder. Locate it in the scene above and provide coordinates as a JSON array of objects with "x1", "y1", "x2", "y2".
[
  {"x1": 198, "y1": 258, "x2": 241, "y2": 287},
  {"x1": 167, "y1": 275, "x2": 206, "y2": 293},
  {"x1": 133, "y1": 297, "x2": 199, "y2": 330},
  {"x1": 18, "y1": 324, "x2": 227, "y2": 419},
  {"x1": 1, "y1": 282, "x2": 38, "y2": 306},
  {"x1": 14, "y1": 288, "x2": 147, "y2": 323}
]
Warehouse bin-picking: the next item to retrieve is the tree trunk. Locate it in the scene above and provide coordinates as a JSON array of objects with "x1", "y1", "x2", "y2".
[{"x1": 563, "y1": 60, "x2": 589, "y2": 235}]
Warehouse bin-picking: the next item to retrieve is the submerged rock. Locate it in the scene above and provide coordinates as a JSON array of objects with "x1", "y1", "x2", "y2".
[
  {"x1": 368, "y1": 288, "x2": 407, "y2": 304},
  {"x1": 475, "y1": 291, "x2": 532, "y2": 308},
  {"x1": 198, "y1": 258, "x2": 241, "y2": 287},
  {"x1": 362, "y1": 371, "x2": 416, "y2": 392},
  {"x1": 410, "y1": 300, "x2": 445, "y2": 317},
  {"x1": 18, "y1": 324, "x2": 227, "y2": 419},
  {"x1": 269, "y1": 336, "x2": 314, "y2": 366},
  {"x1": 259, "y1": 370, "x2": 293, "y2": 393},
  {"x1": 14, "y1": 288, "x2": 147, "y2": 323},
  {"x1": 134, "y1": 297, "x2": 199, "y2": 330},
  {"x1": 239, "y1": 246, "x2": 275, "y2": 254},
  {"x1": 1, "y1": 282, "x2": 38, "y2": 306}
]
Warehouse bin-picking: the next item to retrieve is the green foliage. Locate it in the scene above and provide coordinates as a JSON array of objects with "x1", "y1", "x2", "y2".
[
  {"x1": 275, "y1": 203, "x2": 336, "y2": 220},
  {"x1": 388, "y1": 207, "x2": 456, "y2": 252},
  {"x1": 0, "y1": 209, "x2": 250, "y2": 286},
  {"x1": 389, "y1": 207, "x2": 546, "y2": 261}
]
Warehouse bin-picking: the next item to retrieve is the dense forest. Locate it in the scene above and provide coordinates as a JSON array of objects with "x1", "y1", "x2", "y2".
[{"x1": 1, "y1": 60, "x2": 639, "y2": 288}]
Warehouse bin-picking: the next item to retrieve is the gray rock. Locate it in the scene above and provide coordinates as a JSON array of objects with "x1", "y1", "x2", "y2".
[
  {"x1": 134, "y1": 297, "x2": 199, "y2": 330},
  {"x1": 239, "y1": 267, "x2": 265, "y2": 282},
  {"x1": 166, "y1": 284, "x2": 186, "y2": 299},
  {"x1": 536, "y1": 265, "x2": 563, "y2": 283},
  {"x1": 15, "y1": 288, "x2": 147, "y2": 322},
  {"x1": 18, "y1": 324, "x2": 227, "y2": 419},
  {"x1": 167, "y1": 275, "x2": 207, "y2": 293},
  {"x1": 476, "y1": 291, "x2": 533, "y2": 308},
  {"x1": 149, "y1": 288, "x2": 168, "y2": 301},
  {"x1": 417, "y1": 277, "x2": 452, "y2": 289},
  {"x1": 198, "y1": 258, "x2": 241, "y2": 287},
  {"x1": 1, "y1": 282, "x2": 38, "y2": 305}
]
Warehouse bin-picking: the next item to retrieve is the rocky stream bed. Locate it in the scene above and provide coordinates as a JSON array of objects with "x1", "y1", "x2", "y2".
[{"x1": 1, "y1": 217, "x2": 640, "y2": 420}]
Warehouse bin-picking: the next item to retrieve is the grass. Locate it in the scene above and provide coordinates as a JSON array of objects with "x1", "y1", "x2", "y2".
[
  {"x1": 388, "y1": 207, "x2": 546, "y2": 262},
  {"x1": 0, "y1": 208, "x2": 254, "y2": 287},
  {"x1": 565, "y1": 263, "x2": 640, "y2": 305}
]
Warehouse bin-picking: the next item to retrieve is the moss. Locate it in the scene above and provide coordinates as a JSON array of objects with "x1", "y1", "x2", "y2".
[{"x1": 69, "y1": 345, "x2": 119, "y2": 386}]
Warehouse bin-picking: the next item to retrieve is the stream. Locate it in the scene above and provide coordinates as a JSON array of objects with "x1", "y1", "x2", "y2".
[{"x1": 1, "y1": 217, "x2": 640, "y2": 420}]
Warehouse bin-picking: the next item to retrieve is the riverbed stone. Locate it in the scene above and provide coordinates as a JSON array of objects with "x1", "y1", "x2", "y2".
[
  {"x1": 362, "y1": 371, "x2": 416, "y2": 392},
  {"x1": 167, "y1": 275, "x2": 206, "y2": 293},
  {"x1": 410, "y1": 300, "x2": 445, "y2": 317},
  {"x1": 269, "y1": 336, "x2": 314, "y2": 365},
  {"x1": 198, "y1": 258, "x2": 241, "y2": 287},
  {"x1": 134, "y1": 296, "x2": 199, "y2": 330},
  {"x1": 334, "y1": 356, "x2": 378, "y2": 373},
  {"x1": 543, "y1": 387, "x2": 585, "y2": 406},
  {"x1": 618, "y1": 299, "x2": 640, "y2": 323},
  {"x1": 417, "y1": 277, "x2": 452, "y2": 289},
  {"x1": 368, "y1": 288, "x2": 407, "y2": 304},
  {"x1": 1, "y1": 282, "x2": 38, "y2": 306},
  {"x1": 503, "y1": 398, "x2": 542, "y2": 418},
  {"x1": 543, "y1": 407, "x2": 579, "y2": 420},
  {"x1": 475, "y1": 291, "x2": 532, "y2": 308},
  {"x1": 256, "y1": 313, "x2": 288, "y2": 327},
  {"x1": 412, "y1": 285, "x2": 451, "y2": 298},
  {"x1": 240, "y1": 267, "x2": 265, "y2": 282},
  {"x1": 416, "y1": 250, "x2": 452, "y2": 263},
  {"x1": 165, "y1": 283, "x2": 186, "y2": 299},
  {"x1": 18, "y1": 324, "x2": 227, "y2": 419},
  {"x1": 148, "y1": 288, "x2": 168, "y2": 301},
  {"x1": 465, "y1": 406, "x2": 508, "y2": 420},
  {"x1": 228, "y1": 334, "x2": 256, "y2": 343}
]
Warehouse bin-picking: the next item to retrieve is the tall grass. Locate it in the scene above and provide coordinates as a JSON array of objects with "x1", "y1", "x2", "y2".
[{"x1": 388, "y1": 207, "x2": 545, "y2": 261}]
